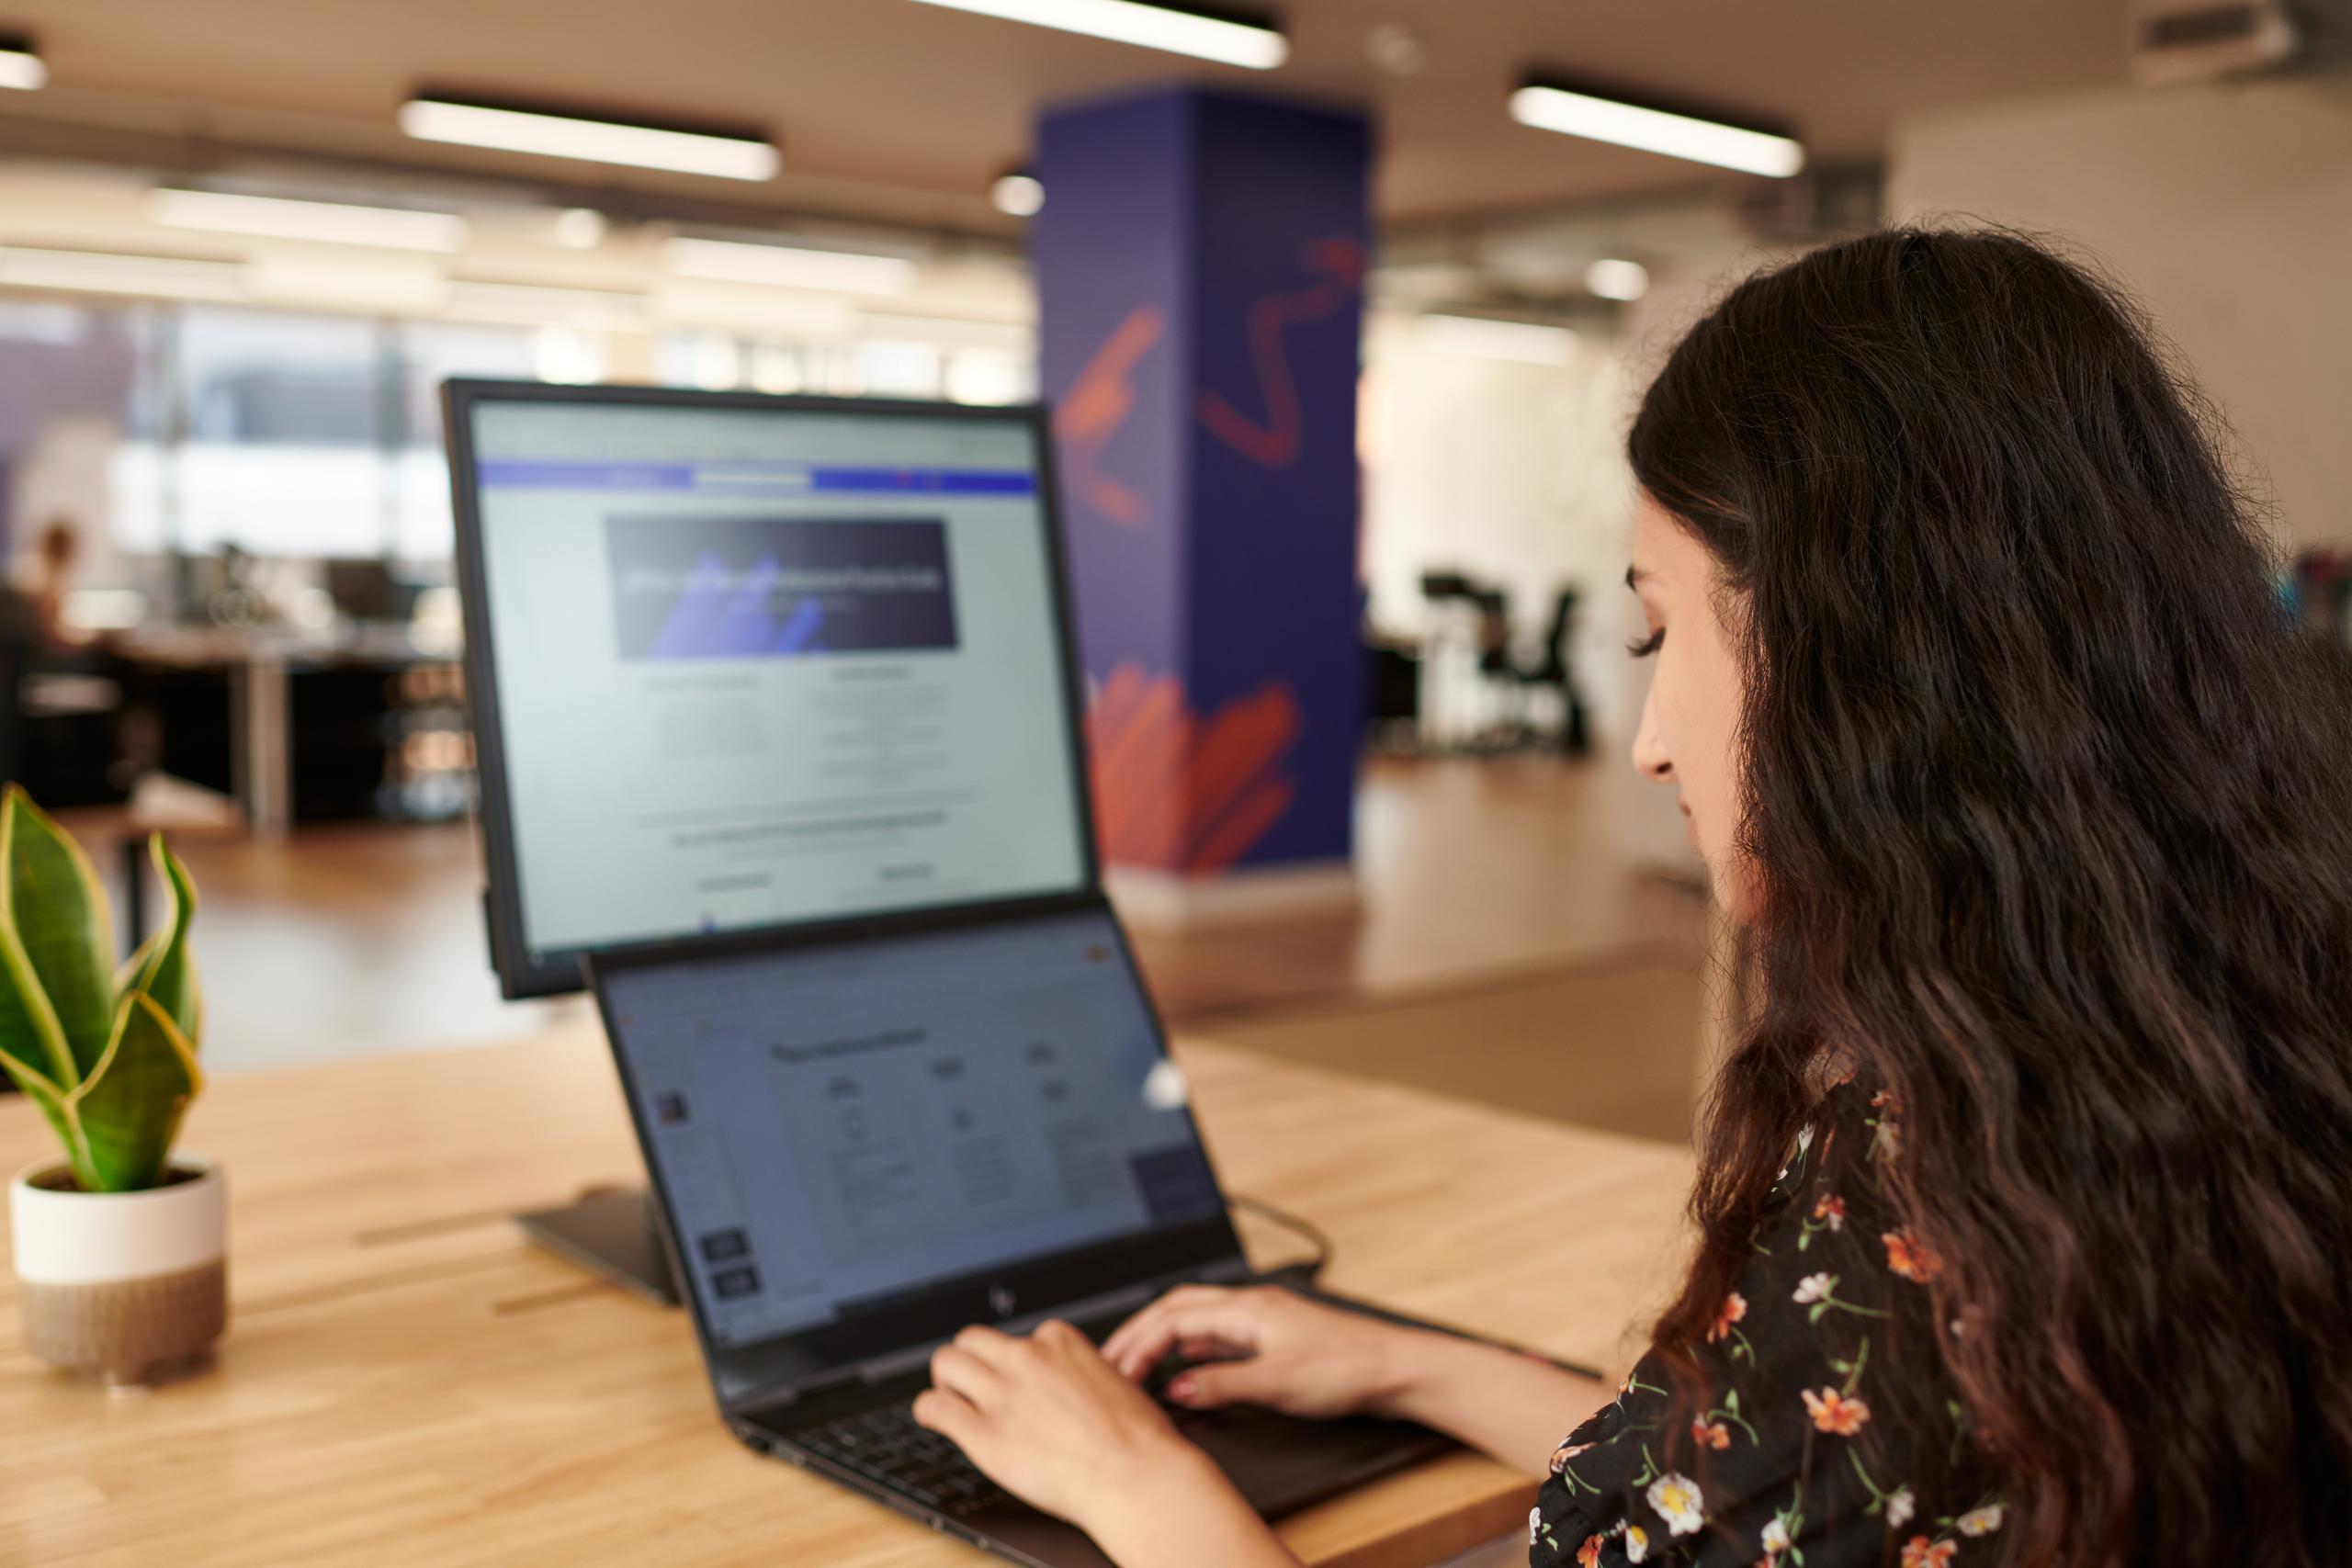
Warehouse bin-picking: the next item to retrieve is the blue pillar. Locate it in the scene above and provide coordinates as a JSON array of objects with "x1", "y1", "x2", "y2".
[{"x1": 1035, "y1": 87, "x2": 1370, "y2": 889}]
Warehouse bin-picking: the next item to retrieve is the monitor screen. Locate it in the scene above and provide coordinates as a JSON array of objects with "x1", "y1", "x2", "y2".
[
  {"x1": 449, "y1": 386, "x2": 1093, "y2": 995},
  {"x1": 599, "y1": 909, "x2": 1221, "y2": 1352}
]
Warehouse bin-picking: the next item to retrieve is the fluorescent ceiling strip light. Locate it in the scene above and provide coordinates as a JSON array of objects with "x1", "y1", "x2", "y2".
[
  {"x1": 1510, "y1": 82, "x2": 1804, "y2": 178},
  {"x1": 0, "y1": 39, "x2": 44, "y2": 91},
  {"x1": 1419, "y1": 313, "x2": 1577, "y2": 367},
  {"x1": 662, "y1": 236, "x2": 917, "y2": 296},
  {"x1": 244, "y1": 255, "x2": 450, "y2": 311},
  {"x1": 0, "y1": 246, "x2": 245, "y2": 301},
  {"x1": 399, "y1": 97, "x2": 779, "y2": 181},
  {"x1": 904, "y1": 0, "x2": 1286, "y2": 69},
  {"x1": 447, "y1": 279, "x2": 647, "y2": 327},
  {"x1": 148, "y1": 187, "x2": 469, "y2": 253}
]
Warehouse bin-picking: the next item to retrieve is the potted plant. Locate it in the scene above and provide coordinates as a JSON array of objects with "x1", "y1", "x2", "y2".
[{"x1": 0, "y1": 784, "x2": 218, "y2": 1390}]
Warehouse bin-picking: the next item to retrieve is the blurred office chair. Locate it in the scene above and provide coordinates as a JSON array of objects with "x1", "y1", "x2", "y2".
[
  {"x1": 1470, "y1": 587, "x2": 1533, "y2": 746},
  {"x1": 1521, "y1": 588, "x2": 1592, "y2": 756},
  {"x1": 1417, "y1": 570, "x2": 1487, "y2": 750}
]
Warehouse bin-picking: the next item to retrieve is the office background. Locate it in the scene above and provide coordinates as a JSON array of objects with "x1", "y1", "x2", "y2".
[{"x1": 0, "y1": 0, "x2": 2345, "y2": 1130}]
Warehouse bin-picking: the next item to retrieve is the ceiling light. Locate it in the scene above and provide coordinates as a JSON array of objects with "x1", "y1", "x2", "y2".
[
  {"x1": 552, "y1": 208, "x2": 608, "y2": 249},
  {"x1": 661, "y1": 237, "x2": 918, "y2": 296},
  {"x1": 0, "y1": 34, "x2": 43, "y2": 90},
  {"x1": 991, "y1": 171, "x2": 1045, "y2": 218},
  {"x1": 1364, "y1": 22, "x2": 1425, "y2": 76},
  {"x1": 1584, "y1": 257, "x2": 1649, "y2": 302},
  {"x1": 148, "y1": 187, "x2": 469, "y2": 253},
  {"x1": 245, "y1": 254, "x2": 450, "y2": 311},
  {"x1": 0, "y1": 246, "x2": 245, "y2": 302},
  {"x1": 1510, "y1": 77, "x2": 1804, "y2": 178},
  {"x1": 399, "y1": 95, "x2": 780, "y2": 181},
  {"x1": 1419, "y1": 313, "x2": 1577, "y2": 367},
  {"x1": 904, "y1": 0, "x2": 1287, "y2": 70},
  {"x1": 447, "y1": 278, "x2": 645, "y2": 329}
]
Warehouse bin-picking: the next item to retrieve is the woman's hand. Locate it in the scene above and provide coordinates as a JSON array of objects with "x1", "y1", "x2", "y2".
[
  {"x1": 915, "y1": 1320, "x2": 1299, "y2": 1568},
  {"x1": 1100, "y1": 1284, "x2": 1429, "y2": 1420},
  {"x1": 914, "y1": 1320, "x2": 1218, "y2": 1532}
]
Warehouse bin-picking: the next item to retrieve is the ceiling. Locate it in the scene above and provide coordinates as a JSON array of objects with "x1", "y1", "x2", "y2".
[{"x1": 6, "y1": 0, "x2": 2142, "y2": 232}]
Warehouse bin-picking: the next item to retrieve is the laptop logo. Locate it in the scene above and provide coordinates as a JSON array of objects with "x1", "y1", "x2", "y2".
[{"x1": 989, "y1": 1284, "x2": 1016, "y2": 1318}]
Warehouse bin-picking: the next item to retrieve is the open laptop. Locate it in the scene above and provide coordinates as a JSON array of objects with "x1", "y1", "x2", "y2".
[
  {"x1": 442, "y1": 379, "x2": 1469, "y2": 1564},
  {"x1": 586, "y1": 901, "x2": 1459, "y2": 1565}
]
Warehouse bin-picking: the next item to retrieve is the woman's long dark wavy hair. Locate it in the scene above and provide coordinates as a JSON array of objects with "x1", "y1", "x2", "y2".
[{"x1": 1632, "y1": 227, "x2": 2352, "y2": 1565}]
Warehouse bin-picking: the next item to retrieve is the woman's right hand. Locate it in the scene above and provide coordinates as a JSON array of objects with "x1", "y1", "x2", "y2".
[{"x1": 1100, "y1": 1285, "x2": 1433, "y2": 1420}]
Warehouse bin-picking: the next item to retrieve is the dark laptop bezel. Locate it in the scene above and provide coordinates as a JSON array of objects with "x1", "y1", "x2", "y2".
[
  {"x1": 443, "y1": 378, "x2": 1104, "y2": 1000},
  {"x1": 584, "y1": 889, "x2": 1250, "y2": 1413}
]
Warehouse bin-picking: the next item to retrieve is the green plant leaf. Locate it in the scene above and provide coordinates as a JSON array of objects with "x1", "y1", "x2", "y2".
[
  {"x1": 0, "y1": 1048, "x2": 76, "y2": 1173},
  {"x1": 119, "y1": 835, "x2": 201, "y2": 1048},
  {"x1": 64, "y1": 991, "x2": 201, "y2": 1192},
  {"x1": 4, "y1": 785, "x2": 117, "y2": 1084},
  {"x1": 0, "y1": 796, "x2": 78, "y2": 1089}
]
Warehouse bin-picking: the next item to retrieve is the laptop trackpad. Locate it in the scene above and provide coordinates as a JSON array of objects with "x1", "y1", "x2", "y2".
[{"x1": 1176, "y1": 1404, "x2": 1455, "y2": 1519}]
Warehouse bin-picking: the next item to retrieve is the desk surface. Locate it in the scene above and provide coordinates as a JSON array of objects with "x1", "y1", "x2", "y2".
[{"x1": 0, "y1": 1021, "x2": 1692, "y2": 1568}]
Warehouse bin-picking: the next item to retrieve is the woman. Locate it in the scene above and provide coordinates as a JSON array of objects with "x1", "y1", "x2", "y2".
[{"x1": 911, "y1": 229, "x2": 2352, "y2": 1566}]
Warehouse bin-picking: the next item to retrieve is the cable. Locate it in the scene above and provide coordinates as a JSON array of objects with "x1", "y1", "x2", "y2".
[
  {"x1": 1228, "y1": 1193, "x2": 1606, "y2": 1382},
  {"x1": 1227, "y1": 1192, "x2": 1334, "y2": 1284}
]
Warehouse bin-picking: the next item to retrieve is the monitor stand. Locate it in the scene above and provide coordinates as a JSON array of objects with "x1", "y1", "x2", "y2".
[{"x1": 514, "y1": 1187, "x2": 679, "y2": 1306}]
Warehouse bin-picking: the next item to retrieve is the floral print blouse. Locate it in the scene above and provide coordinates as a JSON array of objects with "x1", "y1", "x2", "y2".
[{"x1": 1528, "y1": 1085, "x2": 2007, "y2": 1567}]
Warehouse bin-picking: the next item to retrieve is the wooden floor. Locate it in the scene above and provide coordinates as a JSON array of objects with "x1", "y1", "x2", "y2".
[{"x1": 146, "y1": 753, "x2": 1709, "y2": 1080}]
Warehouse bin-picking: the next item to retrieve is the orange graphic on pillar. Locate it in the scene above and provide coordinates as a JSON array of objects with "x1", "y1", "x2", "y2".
[
  {"x1": 1195, "y1": 236, "x2": 1364, "y2": 470},
  {"x1": 1053, "y1": 304, "x2": 1163, "y2": 530},
  {"x1": 1087, "y1": 663, "x2": 1301, "y2": 873}
]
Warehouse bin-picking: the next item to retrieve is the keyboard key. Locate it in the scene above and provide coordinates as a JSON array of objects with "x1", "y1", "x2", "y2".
[{"x1": 790, "y1": 1403, "x2": 1005, "y2": 1515}]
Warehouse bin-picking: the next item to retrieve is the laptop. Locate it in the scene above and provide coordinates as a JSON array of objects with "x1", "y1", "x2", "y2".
[
  {"x1": 586, "y1": 900, "x2": 1461, "y2": 1566},
  {"x1": 442, "y1": 378, "x2": 1467, "y2": 1563}
]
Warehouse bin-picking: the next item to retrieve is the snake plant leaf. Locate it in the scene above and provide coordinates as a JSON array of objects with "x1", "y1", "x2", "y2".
[
  {"x1": 65, "y1": 991, "x2": 201, "y2": 1192},
  {"x1": 119, "y1": 835, "x2": 201, "y2": 1048},
  {"x1": 0, "y1": 795, "x2": 80, "y2": 1089},
  {"x1": 3, "y1": 785, "x2": 117, "y2": 1084},
  {"x1": 0, "y1": 1049, "x2": 74, "y2": 1168}
]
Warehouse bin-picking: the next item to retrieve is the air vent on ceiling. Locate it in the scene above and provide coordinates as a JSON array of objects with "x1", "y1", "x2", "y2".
[{"x1": 2128, "y1": 0, "x2": 2301, "y2": 86}]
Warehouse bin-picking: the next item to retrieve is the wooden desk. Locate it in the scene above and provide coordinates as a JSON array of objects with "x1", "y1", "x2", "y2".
[{"x1": 0, "y1": 1022, "x2": 1693, "y2": 1568}]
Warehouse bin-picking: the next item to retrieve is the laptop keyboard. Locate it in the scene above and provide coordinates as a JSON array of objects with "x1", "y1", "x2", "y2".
[{"x1": 787, "y1": 1404, "x2": 1008, "y2": 1517}]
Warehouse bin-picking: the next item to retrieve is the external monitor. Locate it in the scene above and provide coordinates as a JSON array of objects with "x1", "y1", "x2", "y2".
[{"x1": 444, "y1": 381, "x2": 1098, "y2": 998}]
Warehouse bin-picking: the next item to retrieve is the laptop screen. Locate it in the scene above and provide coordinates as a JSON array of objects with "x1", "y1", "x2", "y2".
[
  {"x1": 453, "y1": 388, "x2": 1091, "y2": 995},
  {"x1": 601, "y1": 908, "x2": 1223, "y2": 1352}
]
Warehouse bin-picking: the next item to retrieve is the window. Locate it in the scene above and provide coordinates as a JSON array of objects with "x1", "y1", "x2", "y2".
[
  {"x1": 175, "y1": 306, "x2": 383, "y2": 556},
  {"x1": 393, "y1": 321, "x2": 538, "y2": 565}
]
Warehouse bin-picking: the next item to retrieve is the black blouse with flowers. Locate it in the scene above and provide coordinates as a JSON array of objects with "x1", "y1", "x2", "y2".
[{"x1": 1528, "y1": 1087, "x2": 2008, "y2": 1568}]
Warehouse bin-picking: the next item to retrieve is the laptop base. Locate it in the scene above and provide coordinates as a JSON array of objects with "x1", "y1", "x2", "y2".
[{"x1": 514, "y1": 1187, "x2": 680, "y2": 1305}]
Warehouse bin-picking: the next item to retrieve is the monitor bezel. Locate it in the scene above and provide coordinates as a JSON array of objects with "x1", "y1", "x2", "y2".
[
  {"x1": 582, "y1": 889, "x2": 1249, "y2": 1411},
  {"x1": 442, "y1": 378, "x2": 1104, "y2": 999}
]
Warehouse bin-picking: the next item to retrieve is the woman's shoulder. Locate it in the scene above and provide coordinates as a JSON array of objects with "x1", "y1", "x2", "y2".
[{"x1": 1527, "y1": 1077, "x2": 1998, "y2": 1567}]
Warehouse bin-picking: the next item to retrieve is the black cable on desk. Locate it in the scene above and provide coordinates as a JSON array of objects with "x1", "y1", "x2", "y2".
[
  {"x1": 1228, "y1": 1193, "x2": 1608, "y2": 1383},
  {"x1": 1227, "y1": 1192, "x2": 1334, "y2": 1283}
]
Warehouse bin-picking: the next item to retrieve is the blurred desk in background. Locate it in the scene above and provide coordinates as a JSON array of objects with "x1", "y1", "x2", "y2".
[
  {"x1": 0, "y1": 1024, "x2": 1691, "y2": 1568},
  {"x1": 112, "y1": 621, "x2": 466, "y2": 840}
]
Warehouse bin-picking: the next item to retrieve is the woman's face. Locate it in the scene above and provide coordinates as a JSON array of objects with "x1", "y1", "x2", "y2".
[{"x1": 1628, "y1": 500, "x2": 1755, "y2": 917}]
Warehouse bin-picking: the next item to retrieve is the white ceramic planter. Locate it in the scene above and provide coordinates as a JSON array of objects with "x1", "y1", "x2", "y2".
[{"x1": 10, "y1": 1153, "x2": 228, "y2": 1389}]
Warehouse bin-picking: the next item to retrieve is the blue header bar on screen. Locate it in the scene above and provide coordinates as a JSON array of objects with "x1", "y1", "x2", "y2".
[{"x1": 479, "y1": 459, "x2": 1038, "y2": 496}]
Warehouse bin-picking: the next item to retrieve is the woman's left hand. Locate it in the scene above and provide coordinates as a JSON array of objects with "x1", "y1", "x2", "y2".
[{"x1": 914, "y1": 1319, "x2": 1220, "y2": 1536}]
